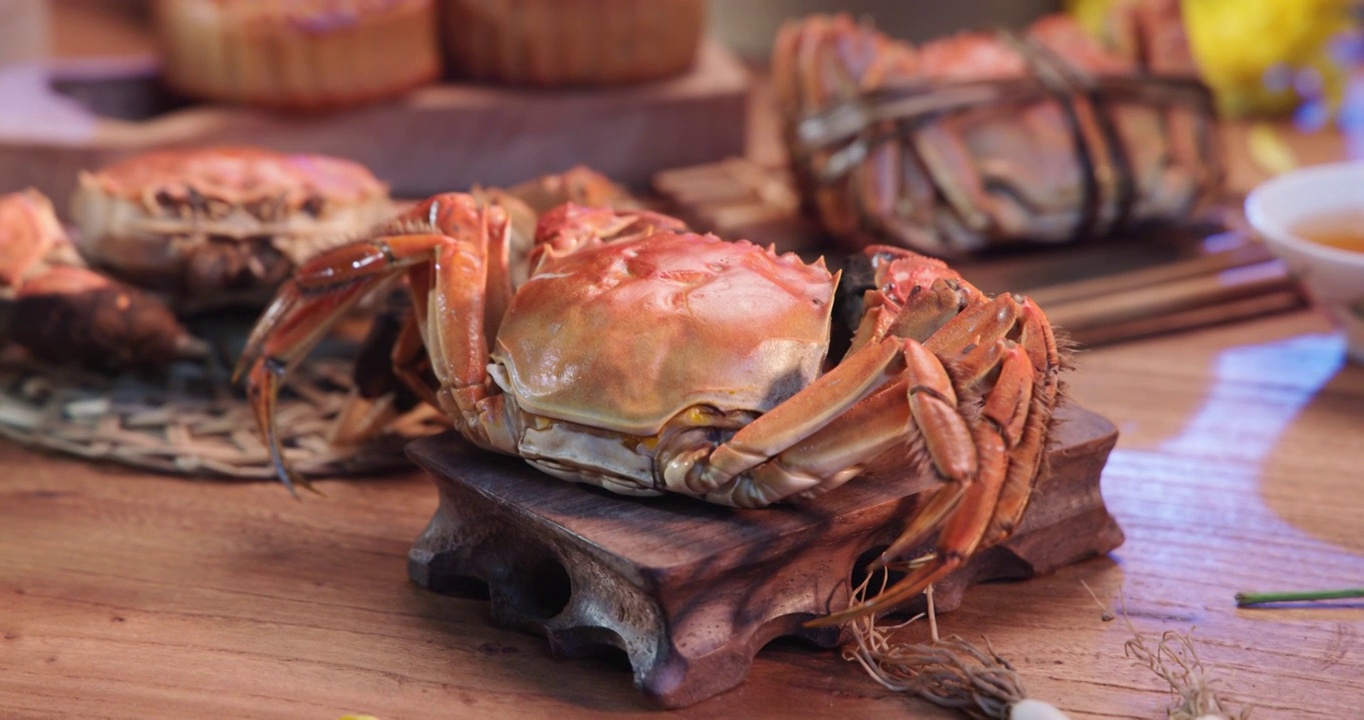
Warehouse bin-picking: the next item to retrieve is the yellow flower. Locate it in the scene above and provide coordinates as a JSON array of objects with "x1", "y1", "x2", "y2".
[{"x1": 1066, "y1": 0, "x2": 1355, "y2": 117}]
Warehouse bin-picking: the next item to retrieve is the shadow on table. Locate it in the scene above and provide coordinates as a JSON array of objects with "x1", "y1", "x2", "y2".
[{"x1": 1258, "y1": 349, "x2": 1364, "y2": 555}]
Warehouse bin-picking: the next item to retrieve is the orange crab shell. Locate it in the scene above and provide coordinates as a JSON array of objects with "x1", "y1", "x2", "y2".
[
  {"x1": 492, "y1": 231, "x2": 839, "y2": 437},
  {"x1": 0, "y1": 190, "x2": 69, "y2": 288},
  {"x1": 69, "y1": 147, "x2": 394, "y2": 312}
]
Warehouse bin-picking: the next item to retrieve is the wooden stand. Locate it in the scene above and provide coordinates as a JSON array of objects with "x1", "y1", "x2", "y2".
[
  {"x1": 405, "y1": 403, "x2": 1124, "y2": 709},
  {"x1": 401, "y1": 403, "x2": 1118, "y2": 709}
]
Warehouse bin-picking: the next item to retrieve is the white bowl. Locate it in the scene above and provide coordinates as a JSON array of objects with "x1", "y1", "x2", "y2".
[{"x1": 1245, "y1": 161, "x2": 1364, "y2": 363}]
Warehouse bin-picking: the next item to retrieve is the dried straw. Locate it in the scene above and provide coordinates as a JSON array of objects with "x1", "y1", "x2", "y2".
[
  {"x1": 1123, "y1": 626, "x2": 1250, "y2": 720},
  {"x1": 841, "y1": 568, "x2": 1038, "y2": 720}
]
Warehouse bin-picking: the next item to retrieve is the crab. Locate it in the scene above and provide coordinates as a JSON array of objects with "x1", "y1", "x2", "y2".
[
  {"x1": 237, "y1": 193, "x2": 1064, "y2": 622},
  {"x1": 69, "y1": 147, "x2": 395, "y2": 314},
  {"x1": 0, "y1": 189, "x2": 206, "y2": 370},
  {"x1": 772, "y1": 1, "x2": 1221, "y2": 257},
  {"x1": 329, "y1": 166, "x2": 643, "y2": 444}
]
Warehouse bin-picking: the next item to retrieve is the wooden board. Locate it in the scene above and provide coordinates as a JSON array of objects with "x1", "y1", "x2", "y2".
[
  {"x1": 0, "y1": 40, "x2": 749, "y2": 210},
  {"x1": 404, "y1": 403, "x2": 1124, "y2": 709}
]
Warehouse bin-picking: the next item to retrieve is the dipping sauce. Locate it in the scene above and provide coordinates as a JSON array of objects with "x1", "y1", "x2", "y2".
[{"x1": 1292, "y1": 209, "x2": 1364, "y2": 253}]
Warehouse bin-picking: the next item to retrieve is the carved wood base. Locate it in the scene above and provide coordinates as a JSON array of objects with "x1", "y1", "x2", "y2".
[{"x1": 406, "y1": 403, "x2": 1124, "y2": 709}]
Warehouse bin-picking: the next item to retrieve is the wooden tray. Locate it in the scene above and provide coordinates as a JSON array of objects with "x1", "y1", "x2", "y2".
[
  {"x1": 406, "y1": 403, "x2": 1124, "y2": 709},
  {"x1": 0, "y1": 40, "x2": 749, "y2": 210}
]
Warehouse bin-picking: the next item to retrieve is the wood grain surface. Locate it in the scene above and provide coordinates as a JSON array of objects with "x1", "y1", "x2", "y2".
[{"x1": 2, "y1": 310, "x2": 1362, "y2": 719}]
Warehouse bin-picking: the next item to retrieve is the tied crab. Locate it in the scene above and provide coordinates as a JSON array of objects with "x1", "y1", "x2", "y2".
[
  {"x1": 773, "y1": 1, "x2": 1222, "y2": 257},
  {"x1": 237, "y1": 194, "x2": 1065, "y2": 622}
]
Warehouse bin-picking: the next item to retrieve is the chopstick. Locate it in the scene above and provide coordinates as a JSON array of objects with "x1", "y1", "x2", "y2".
[
  {"x1": 1026, "y1": 235, "x2": 1276, "y2": 307},
  {"x1": 1038, "y1": 252, "x2": 1305, "y2": 345},
  {"x1": 1061, "y1": 287, "x2": 1305, "y2": 346}
]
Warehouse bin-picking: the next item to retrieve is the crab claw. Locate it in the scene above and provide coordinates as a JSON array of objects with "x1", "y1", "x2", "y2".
[
  {"x1": 236, "y1": 277, "x2": 375, "y2": 496},
  {"x1": 1, "y1": 189, "x2": 207, "y2": 371},
  {"x1": 242, "y1": 341, "x2": 317, "y2": 498}
]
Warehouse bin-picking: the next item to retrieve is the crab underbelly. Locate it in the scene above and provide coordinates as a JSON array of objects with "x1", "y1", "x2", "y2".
[{"x1": 515, "y1": 414, "x2": 662, "y2": 497}]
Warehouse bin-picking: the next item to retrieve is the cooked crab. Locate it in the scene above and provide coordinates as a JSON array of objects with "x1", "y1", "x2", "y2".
[
  {"x1": 330, "y1": 166, "x2": 642, "y2": 444},
  {"x1": 237, "y1": 194, "x2": 1064, "y2": 621},
  {"x1": 69, "y1": 147, "x2": 395, "y2": 314},
  {"x1": 0, "y1": 189, "x2": 205, "y2": 370},
  {"x1": 773, "y1": 1, "x2": 1221, "y2": 256}
]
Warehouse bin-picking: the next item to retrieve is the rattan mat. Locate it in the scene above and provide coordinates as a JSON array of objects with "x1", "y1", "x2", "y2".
[{"x1": 0, "y1": 343, "x2": 444, "y2": 479}]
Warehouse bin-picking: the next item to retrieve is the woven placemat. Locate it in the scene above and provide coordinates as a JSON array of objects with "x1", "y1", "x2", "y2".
[{"x1": 0, "y1": 335, "x2": 446, "y2": 480}]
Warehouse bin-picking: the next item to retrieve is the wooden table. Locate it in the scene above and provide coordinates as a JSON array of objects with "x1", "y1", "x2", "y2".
[{"x1": 2, "y1": 309, "x2": 1361, "y2": 719}]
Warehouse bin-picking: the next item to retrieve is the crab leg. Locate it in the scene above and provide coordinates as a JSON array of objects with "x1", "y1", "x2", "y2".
[
  {"x1": 692, "y1": 334, "x2": 982, "y2": 510},
  {"x1": 808, "y1": 342, "x2": 1038, "y2": 626},
  {"x1": 985, "y1": 298, "x2": 1062, "y2": 545},
  {"x1": 237, "y1": 230, "x2": 467, "y2": 493},
  {"x1": 877, "y1": 342, "x2": 1033, "y2": 561},
  {"x1": 239, "y1": 280, "x2": 388, "y2": 494},
  {"x1": 671, "y1": 336, "x2": 908, "y2": 497}
]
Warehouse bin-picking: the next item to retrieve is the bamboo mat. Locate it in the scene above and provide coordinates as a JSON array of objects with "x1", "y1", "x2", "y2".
[{"x1": 0, "y1": 320, "x2": 444, "y2": 480}]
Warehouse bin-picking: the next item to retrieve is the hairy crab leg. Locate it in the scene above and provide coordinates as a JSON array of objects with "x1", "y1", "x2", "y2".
[
  {"x1": 809, "y1": 343, "x2": 1038, "y2": 626},
  {"x1": 984, "y1": 298, "x2": 1062, "y2": 545},
  {"x1": 241, "y1": 280, "x2": 381, "y2": 494},
  {"x1": 236, "y1": 232, "x2": 461, "y2": 494},
  {"x1": 876, "y1": 341, "x2": 1033, "y2": 563},
  {"x1": 415, "y1": 195, "x2": 522, "y2": 455},
  {"x1": 666, "y1": 336, "x2": 908, "y2": 498},
  {"x1": 692, "y1": 334, "x2": 982, "y2": 510}
]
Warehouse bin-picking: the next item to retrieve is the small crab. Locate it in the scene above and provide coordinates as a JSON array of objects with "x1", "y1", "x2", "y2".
[
  {"x1": 0, "y1": 189, "x2": 206, "y2": 370},
  {"x1": 237, "y1": 194, "x2": 1064, "y2": 621},
  {"x1": 69, "y1": 147, "x2": 395, "y2": 314}
]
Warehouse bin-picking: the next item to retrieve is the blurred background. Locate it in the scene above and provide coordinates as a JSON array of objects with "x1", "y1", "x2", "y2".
[
  {"x1": 12, "y1": 0, "x2": 1361, "y2": 123},
  {"x1": 708, "y1": 0, "x2": 1059, "y2": 58}
]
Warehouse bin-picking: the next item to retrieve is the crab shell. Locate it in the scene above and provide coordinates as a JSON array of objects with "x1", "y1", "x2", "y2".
[
  {"x1": 0, "y1": 189, "x2": 74, "y2": 289},
  {"x1": 492, "y1": 230, "x2": 837, "y2": 451},
  {"x1": 69, "y1": 147, "x2": 395, "y2": 313}
]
